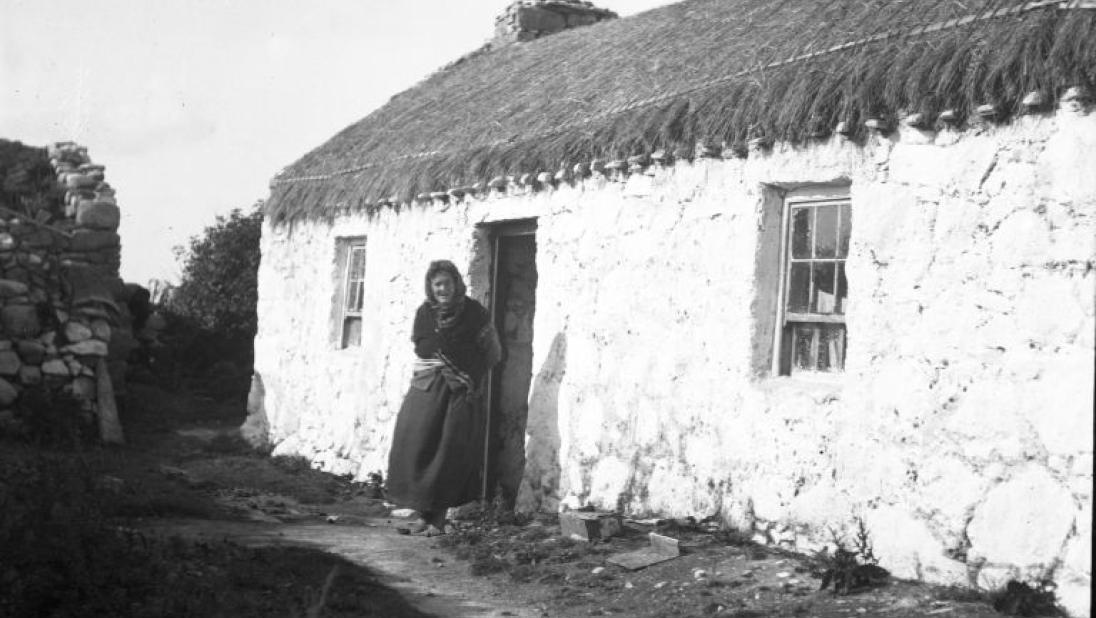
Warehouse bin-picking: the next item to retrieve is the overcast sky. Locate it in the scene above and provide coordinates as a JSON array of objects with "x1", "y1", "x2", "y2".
[{"x1": 1, "y1": 0, "x2": 674, "y2": 285}]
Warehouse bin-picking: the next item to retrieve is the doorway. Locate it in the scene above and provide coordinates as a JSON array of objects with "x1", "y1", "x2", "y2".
[{"x1": 483, "y1": 219, "x2": 537, "y2": 507}]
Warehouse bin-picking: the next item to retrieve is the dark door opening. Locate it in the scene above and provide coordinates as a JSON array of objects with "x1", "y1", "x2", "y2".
[{"x1": 482, "y1": 220, "x2": 537, "y2": 507}]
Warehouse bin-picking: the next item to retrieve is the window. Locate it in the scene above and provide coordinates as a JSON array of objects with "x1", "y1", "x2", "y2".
[
  {"x1": 777, "y1": 192, "x2": 850, "y2": 374},
  {"x1": 337, "y1": 238, "x2": 366, "y2": 348}
]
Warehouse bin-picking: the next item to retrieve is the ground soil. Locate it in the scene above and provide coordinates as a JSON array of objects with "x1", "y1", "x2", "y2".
[{"x1": 1, "y1": 381, "x2": 1060, "y2": 617}]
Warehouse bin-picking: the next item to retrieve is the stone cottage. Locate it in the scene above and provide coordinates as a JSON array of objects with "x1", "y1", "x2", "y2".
[
  {"x1": 252, "y1": 1, "x2": 1094, "y2": 613},
  {"x1": 0, "y1": 140, "x2": 134, "y2": 442}
]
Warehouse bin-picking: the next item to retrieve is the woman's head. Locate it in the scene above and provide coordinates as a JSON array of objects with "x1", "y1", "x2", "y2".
[{"x1": 424, "y1": 260, "x2": 466, "y2": 305}]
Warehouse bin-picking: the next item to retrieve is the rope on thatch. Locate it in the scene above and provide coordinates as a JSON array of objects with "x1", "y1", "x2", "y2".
[
  {"x1": 266, "y1": 0, "x2": 1096, "y2": 222},
  {"x1": 271, "y1": 0, "x2": 1082, "y2": 188}
]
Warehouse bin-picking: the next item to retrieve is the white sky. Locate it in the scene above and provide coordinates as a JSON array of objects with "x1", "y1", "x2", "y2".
[{"x1": 1, "y1": 0, "x2": 674, "y2": 286}]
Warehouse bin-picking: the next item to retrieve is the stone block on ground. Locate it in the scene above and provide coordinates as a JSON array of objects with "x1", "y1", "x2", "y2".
[
  {"x1": 607, "y1": 532, "x2": 681, "y2": 570},
  {"x1": 240, "y1": 372, "x2": 270, "y2": 449},
  {"x1": 560, "y1": 510, "x2": 623, "y2": 541}
]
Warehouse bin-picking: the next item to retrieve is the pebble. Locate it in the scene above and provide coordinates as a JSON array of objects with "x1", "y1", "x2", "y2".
[
  {"x1": 654, "y1": 581, "x2": 668, "y2": 589},
  {"x1": 693, "y1": 569, "x2": 708, "y2": 580},
  {"x1": 591, "y1": 567, "x2": 605, "y2": 575},
  {"x1": 777, "y1": 571, "x2": 791, "y2": 578},
  {"x1": 624, "y1": 581, "x2": 634, "y2": 589}
]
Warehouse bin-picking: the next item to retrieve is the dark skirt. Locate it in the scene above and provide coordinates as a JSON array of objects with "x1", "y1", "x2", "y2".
[{"x1": 385, "y1": 367, "x2": 484, "y2": 513}]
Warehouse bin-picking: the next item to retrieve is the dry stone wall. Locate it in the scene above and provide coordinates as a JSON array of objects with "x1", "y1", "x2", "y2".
[
  {"x1": 254, "y1": 108, "x2": 1093, "y2": 616},
  {"x1": 0, "y1": 142, "x2": 132, "y2": 438}
]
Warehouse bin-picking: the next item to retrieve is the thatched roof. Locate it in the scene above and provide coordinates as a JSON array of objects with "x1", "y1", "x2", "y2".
[{"x1": 268, "y1": 0, "x2": 1095, "y2": 222}]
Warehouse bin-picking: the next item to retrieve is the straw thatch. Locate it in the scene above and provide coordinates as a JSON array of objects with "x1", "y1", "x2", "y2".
[{"x1": 268, "y1": 0, "x2": 1095, "y2": 222}]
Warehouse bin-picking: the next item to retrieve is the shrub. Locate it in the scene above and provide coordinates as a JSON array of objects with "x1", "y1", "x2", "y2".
[{"x1": 159, "y1": 204, "x2": 263, "y2": 397}]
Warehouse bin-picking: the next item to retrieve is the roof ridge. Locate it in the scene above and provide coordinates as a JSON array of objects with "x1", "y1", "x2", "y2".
[{"x1": 272, "y1": 0, "x2": 1076, "y2": 187}]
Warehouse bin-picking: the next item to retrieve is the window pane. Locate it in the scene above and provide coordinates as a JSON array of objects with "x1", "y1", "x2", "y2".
[
  {"x1": 342, "y1": 317, "x2": 362, "y2": 348},
  {"x1": 812, "y1": 262, "x2": 837, "y2": 314},
  {"x1": 787, "y1": 263, "x2": 811, "y2": 312},
  {"x1": 793, "y1": 323, "x2": 846, "y2": 372},
  {"x1": 349, "y1": 247, "x2": 366, "y2": 279},
  {"x1": 838, "y1": 203, "x2": 851, "y2": 258},
  {"x1": 793, "y1": 324, "x2": 819, "y2": 370},
  {"x1": 346, "y1": 281, "x2": 363, "y2": 312},
  {"x1": 815, "y1": 205, "x2": 838, "y2": 258},
  {"x1": 791, "y1": 208, "x2": 812, "y2": 258},
  {"x1": 836, "y1": 262, "x2": 847, "y2": 315},
  {"x1": 821, "y1": 324, "x2": 846, "y2": 371}
]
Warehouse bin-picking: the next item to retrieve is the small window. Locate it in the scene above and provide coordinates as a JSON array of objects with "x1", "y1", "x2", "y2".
[
  {"x1": 777, "y1": 194, "x2": 850, "y2": 374},
  {"x1": 337, "y1": 239, "x2": 367, "y2": 348}
]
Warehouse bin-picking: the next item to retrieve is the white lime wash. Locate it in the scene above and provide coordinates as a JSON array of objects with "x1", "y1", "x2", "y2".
[{"x1": 250, "y1": 105, "x2": 1094, "y2": 616}]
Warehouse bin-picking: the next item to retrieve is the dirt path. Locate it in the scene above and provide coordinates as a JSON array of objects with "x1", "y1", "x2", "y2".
[{"x1": 142, "y1": 518, "x2": 542, "y2": 618}]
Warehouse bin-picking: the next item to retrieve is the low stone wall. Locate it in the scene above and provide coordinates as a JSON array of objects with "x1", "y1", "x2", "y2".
[
  {"x1": 0, "y1": 142, "x2": 133, "y2": 437},
  {"x1": 254, "y1": 108, "x2": 1093, "y2": 615}
]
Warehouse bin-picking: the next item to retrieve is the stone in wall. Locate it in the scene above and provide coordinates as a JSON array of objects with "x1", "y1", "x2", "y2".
[
  {"x1": 966, "y1": 466, "x2": 1076, "y2": 569},
  {"x1": 0, "y1": 350, "x2": 21, "y2": 376},
  {"x1": 1, "y1": 306, "x2": 39, "y2": 338},
  {"x1": 64, "y1": 321, "x2": 93, "y2": 343}
]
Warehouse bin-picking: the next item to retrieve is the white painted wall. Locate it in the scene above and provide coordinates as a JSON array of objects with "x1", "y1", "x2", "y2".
[{"x1": 253, "y1": 108, "x2": 1094, "y2": 616}]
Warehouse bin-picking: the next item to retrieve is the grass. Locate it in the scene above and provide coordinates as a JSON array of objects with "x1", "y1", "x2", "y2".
[{"x1": 0, "y1": 380, "x2": 422, "y2": 617}]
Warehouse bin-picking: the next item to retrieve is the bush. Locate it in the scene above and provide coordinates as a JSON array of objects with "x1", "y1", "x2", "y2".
[
  {"x1": 167, "y1": 205, "x2": 262, "y2": 340},
  {"x1": 160, "y1": 204, "x2": 263, "y2": 396}
]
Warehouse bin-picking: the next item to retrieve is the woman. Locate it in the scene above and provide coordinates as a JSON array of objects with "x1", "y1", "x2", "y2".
[{"x1": 386, "y1": 260, "x2": 501, "y2": 535}]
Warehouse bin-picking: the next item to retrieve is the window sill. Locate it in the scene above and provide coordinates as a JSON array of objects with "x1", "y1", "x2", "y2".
[{"x1": 759, "y1": 371, "x2": 845, "y2": 397}]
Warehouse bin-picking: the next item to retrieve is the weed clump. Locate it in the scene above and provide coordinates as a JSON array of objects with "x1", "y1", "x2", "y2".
[{"x1": 992, "y1": 580, "x2": 1064, "y2": 617}]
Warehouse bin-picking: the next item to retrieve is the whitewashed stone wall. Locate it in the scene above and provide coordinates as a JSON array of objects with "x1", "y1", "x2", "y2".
[{"x1": 254, "y1": 109, "x2": 1093, "y2": 615}]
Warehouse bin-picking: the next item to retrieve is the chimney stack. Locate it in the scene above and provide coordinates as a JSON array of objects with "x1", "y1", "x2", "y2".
[{"x1": 494, "y1": 0, "x2": 617, "y2": 45}]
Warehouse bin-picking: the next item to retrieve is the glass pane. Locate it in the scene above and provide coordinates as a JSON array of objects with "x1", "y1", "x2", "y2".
[
  {"x1": 812, "y1": 262, "x2": 837, "y2": 313},
  {"x1": 349, "y1": 246, "x2": 366, "y2": 278},
  {"x1": 792, "y1": 323, "x2": 846, "y2": 372},
  {"x1": 787, "y1": 263, "x2": 811, "y2": 312},
  {"x1": 342, "y1": 317, "x2": 362, "y2": 348},
  {"x1": 793, "y1": 324, "x2": 818, "y2": 370},
  {"x1": 838, "y1": 203, "x2": 851, "y2": 258},
  {"x1": 346, "y1": 281, "x2": 363, "y2": 311},
  {"x1": 815, "y1": 204, "x2": 838, "y2": 258},
  {"x1": 791, "y1": 208, "x2": 812, "y2": 258},
  {"x1": 836, "y1": 262, "x2": 847, "y2": 315},
  {"x1": 822, "y1": 324, "x2": 846, "y2": 371}
]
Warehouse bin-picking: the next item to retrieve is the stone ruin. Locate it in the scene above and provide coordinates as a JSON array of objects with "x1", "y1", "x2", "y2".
[
  {"x1": 494, "y1": 0, "x2": 617, "y2": 45},
  {"x1": 0, "y1": 141, "x2": 144, "y2": 442}
]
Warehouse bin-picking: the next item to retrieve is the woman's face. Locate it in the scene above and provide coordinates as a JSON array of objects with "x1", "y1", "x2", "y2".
[{"x1": 431, "y1": 271, "x2": 456, "y2": 304}]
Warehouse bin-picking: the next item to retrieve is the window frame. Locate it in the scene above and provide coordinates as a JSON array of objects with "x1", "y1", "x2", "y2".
[
  {"x1": 335, "y1": 237, "x2": 367, "y2": 349},
  {"x1": 773, "y1": 189, "x2": 850, "y2": 376}
]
